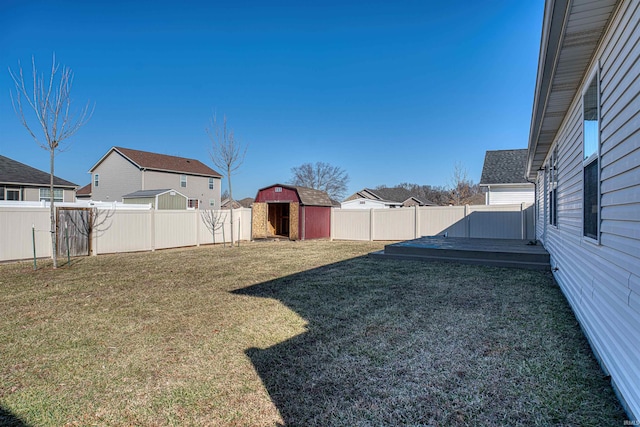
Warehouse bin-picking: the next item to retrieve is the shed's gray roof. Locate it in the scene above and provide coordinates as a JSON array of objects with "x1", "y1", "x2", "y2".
[
  {"x1": 0, "y1": 155, "x2": 77, "y2": 188},
  {"x1": 294, "y1": 185, "x2": 334, "y2": 206},
  {"x1": 122, "y1": 189, "x2": 183, "y2": 198},
  {"x1": 480, "y1": 149, "x2": 530, "y2": 185}
]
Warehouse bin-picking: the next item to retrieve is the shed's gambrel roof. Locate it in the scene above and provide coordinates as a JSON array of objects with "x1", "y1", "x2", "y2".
[
  {"x1": 90, "y1": 147, "x2": 222, "y2": 178},
  {"x1": 527, "y1": 0, "x2": 621, "y2": 179},
  {"x1": 480, "y1": 149, "x2": 530, "y2": 185},
  {"x1": 257, "y1": 184, "x2": 334, "y2": 207},
  {"x1": 0, "y1": 155, "x2": 77, "y2": 188}
]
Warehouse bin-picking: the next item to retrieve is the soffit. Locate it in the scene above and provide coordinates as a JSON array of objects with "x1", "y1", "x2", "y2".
[{"x1": 527, "y1": 0, "x2": 620, "y2": 180}]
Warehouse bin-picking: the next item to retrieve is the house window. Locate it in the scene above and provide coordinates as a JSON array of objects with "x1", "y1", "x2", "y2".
[
  {"x1": 208, "y1": 178, "x2": 214, "y2": 190},
  {"x1": 181, "y1": 175, "x2": 187, "y2": 188},
  {"x1": 188, "y1": 199, "x2": 199, "y2": 209},
  {"x1": 275, "y1": 187, "x2": 282, "y2": 193},
  {"x1": 39, "y1": 188, "x2": 63, "y2": 202},
  {"x1": 549, "y1": 145, "x2": 558, "y2": 227},
  {"x1": 209, "y1": 199, "x2": 215, "y2": 207},
  {"x1": 583, "y1": 72, "x2": 600, "y2": 240},
  {"x1": 94, "y1": 173, "x2": 99, "y2": 188},
  {"x1": 6, "y1": 188, "x2": 21, "y2": 201}
]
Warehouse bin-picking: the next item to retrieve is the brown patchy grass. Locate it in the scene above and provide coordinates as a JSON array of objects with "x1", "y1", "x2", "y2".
[{"x1": 0, "y1": 240, "x2": 627, "y2": 426}]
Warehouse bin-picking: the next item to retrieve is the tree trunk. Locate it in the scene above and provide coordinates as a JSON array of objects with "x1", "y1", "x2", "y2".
[
  {"x1": 50, "y1": 149, "x2": 58, "y2": 268},
  {"x1": 227, "y1": 169, "x2": 235, "y2": 247}
]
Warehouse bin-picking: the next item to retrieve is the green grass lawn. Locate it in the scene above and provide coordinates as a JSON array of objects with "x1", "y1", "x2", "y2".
[{"x1": 0, "y1": 240, "x2": 627, "y2": 426}]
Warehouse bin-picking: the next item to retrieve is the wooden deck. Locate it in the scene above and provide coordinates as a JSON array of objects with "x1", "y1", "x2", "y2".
[{"x1": 371, "y1": 236, "x2": 550, "y2": 270}]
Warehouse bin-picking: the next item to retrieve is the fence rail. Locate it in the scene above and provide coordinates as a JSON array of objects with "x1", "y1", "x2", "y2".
[{"x1": 0, "y1": 204, "x2": 534, "y2": 263}]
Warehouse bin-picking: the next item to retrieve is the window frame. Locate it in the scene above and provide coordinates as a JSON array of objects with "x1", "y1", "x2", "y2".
[
  {"x1": 39, "y1": 188, "x2": 64, "y2": 203},
  {"x1": 94, "y1": 173, "x2": 99, "y2": 188},
  {"x1": 548, "y1": 145, "x2": 558, "y2": 227},
  {"x1": 582, "y1": 67, "x2": 601, "y2": 243},
  {"x1": 208, "y1": 177, "x2": 214, "y2": 190},
  {"x1": 180, "y1": 175, "x2": 187, "y2": 188},
  {"x1": 6, "y1": 188, "x2": 21, "y2": 201}
]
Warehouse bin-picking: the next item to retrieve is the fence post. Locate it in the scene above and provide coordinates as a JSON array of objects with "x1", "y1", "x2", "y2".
[
  {"x1": 465, "y1": 205, "x2": 470, "y2": 238},
  {"x1": 521, "y1": 203, "x2": 526, "y2": 240},
  {"x1": 330, "y1": 207, "x2": 334, "y2": 241},
  {"x1": 369, "y1": 208, "x2": 374, "y2": 241},
  {"x1": 196, "y1": 208, "x2": 201, "y2": 247},
  {"x1": 414, "y1": 205, "x2": 419, "y2": 239},
  {"x1": 150, "y1": 208, "x2": 156, "y2": 252}
]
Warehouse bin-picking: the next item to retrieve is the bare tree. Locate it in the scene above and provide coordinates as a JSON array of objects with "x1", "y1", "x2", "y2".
[
  {"x1": 200, "y1": 209, "x2": 227, "y2": 246},
  {"x1": 9, "y1": 55, "x2": 93, "y2": 268},
  {"x1": 449, "y1": 162, "x2": 484, "y2": 205},
  {"x1": 206, "y1": 114, "x2": 247, "y2": 247},
  {"x1": 289, "y1": 162, "x2": 349, "y2": 200}
]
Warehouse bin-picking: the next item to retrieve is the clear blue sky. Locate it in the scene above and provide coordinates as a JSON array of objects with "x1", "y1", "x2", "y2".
[{"x1": 0, "y1": 0, "x2": 544, "y2": 200}]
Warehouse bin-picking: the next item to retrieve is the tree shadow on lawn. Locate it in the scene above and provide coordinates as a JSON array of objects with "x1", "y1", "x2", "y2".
[
  {"x1": 234, "y1": 255, "x2": 626, "y2": 427},
  {"x1": 0, "y1": 406, "x2": 31, "y2": 427}
]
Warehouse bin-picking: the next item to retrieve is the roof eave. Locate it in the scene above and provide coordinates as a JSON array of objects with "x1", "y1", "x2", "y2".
[{"x1": 526, "y1": 0, "x2": 621, "y2": 180}]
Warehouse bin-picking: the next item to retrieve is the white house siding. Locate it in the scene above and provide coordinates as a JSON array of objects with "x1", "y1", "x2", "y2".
[
  {"x1": 92, "y1": 151, "x2": 142, "y2": 202},
  {"x1": 485, "y1": 185, "x2": 535, "y2": 205},
  {"x1": 538, "y1": 1, "x2": 640, "y2": 418},
  {"x1": 340, "y1": 199, "x2": 391, "y2": 209},
  {"x1": 143, "y1": 170, "x2": 220, "y2": 208},
  {"x1": 23, "y1": 187, "x2": 76, "y2": 202}
]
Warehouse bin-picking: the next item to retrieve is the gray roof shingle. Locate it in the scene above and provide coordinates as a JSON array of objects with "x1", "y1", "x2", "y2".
[
  {"x1": 0, "y1": 155, "x2": 77, "y2": 187},
  {"x1": 480, "y1": 149, "x2": 530, "y2": 185}
]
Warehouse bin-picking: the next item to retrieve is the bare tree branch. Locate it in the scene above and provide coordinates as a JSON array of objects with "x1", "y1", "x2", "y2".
[
  {"x1": 206, "y1": 113, "x2": 247, "y2": 247},
  {"x1": 8, "y1": 54, "x2": 94, "y2": 268},
  {"x1": 289, "y1": 162, "x2": 349, "y2": 200}
]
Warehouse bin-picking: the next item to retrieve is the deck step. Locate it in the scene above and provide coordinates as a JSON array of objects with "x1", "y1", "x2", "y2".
[{"x1": 371, "y1": 237, "x2": 551, "y2": 271}]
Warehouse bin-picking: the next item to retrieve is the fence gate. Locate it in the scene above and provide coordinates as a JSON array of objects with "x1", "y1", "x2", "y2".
[{"x1": 57, "y1": 208, "x2": 90, "y2": 257}]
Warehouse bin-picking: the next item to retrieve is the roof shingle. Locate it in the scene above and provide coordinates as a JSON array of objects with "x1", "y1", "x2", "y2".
[
  {"x1": 480, "y1": 149, "x2": 530, "y2": 185},
  {"x1": 0, "y1": 155, "x2": 77, "y2": 187},
  {"x1": 106, "y1": 147, "x2": 222, "y2": 177}
]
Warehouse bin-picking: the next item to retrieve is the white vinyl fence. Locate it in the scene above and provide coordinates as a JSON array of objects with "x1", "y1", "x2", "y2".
[
  {"x1": 331, "y1": 204, "x2": 535, "y2": 241},
  {"x1": 0, "y1": 207, "x2": 252, "y2": 262},
  {"x1": 1, "y1": 203, "x2": 534, "y2": 263}
]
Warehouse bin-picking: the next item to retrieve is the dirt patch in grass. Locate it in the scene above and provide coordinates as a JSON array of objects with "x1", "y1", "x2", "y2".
[{"x1": 0, "y1": 240, "x2": 627, "y2": 426}]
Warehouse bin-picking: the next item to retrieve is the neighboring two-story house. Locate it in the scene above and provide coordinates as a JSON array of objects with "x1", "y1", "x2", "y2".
[
  {"x1": 479, "y1": 149, "x2": 535, "y2": 205},
  {"x1": 0, "y1": 155, "x2": 77, "y2": 202},
  {"x1": 88, "y1": 147, "x2": 222, "y2": 209}
]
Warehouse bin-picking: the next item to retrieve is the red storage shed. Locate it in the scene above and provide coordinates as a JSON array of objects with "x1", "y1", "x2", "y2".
[{"x1": 252, "y1": 184, "x2": 333, "y2": 240}]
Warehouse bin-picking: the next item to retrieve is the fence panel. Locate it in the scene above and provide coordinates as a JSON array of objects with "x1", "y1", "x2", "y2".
[
  {"x1": 155, "y1": 210, "x2": 198, "y2": 249},
  {"x1": 0, "y1": 207, "x2": 51, "y2": 261},
  {"x1": 418, "y1": 206, "x2": 467, "y2": 237},
  {"x1": 93, "y1": 210, "x2": 152, "y2": 255},
  {"x1": 468, "y1": 204, "x2": 534, "y2": 239},
  {"x1": 373, "y1": 208, "x2": 415, "y2": 240},
  {"x1": 332, "y1": 209, "x2": 372, "y2": 240}
]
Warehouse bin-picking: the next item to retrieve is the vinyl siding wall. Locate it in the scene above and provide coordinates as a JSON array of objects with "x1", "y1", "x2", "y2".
[
  {"x1": 92, "y1": 152, "x2": 142, "y2": 202},
  {"x1": 143, "y1": 170, "x2": 220, "y2": 207},
  {"x1": 485, "y1": 185, "x2": 535, "y2": 205},
  {"x1": 538, "y1": 1, "x2": 640, "y2": 418}
]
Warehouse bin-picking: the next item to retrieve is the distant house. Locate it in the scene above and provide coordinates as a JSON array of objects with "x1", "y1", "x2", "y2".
[
  {"x1": 75, "y1": 183, "x2": 92, "y2": 200},
  {"x1": 527, "y1": 0, "x2": 639, "y2": 420},
  {"x1": 122, "y1": 189, "x2": 188, "y2": 210},
  {"x1": 479, "y1": 149, "x2": 534, "y2": 205},
  {"x1": 252, "y1": 184, "x2": 333, "y2": 240},
  {"x1": 221, "y1": 197, "x2": 254, "y2": 209},
  {"x1": 0, "y1": 155, "x2": 77, "y2": 202},
  {"x1": 341, "y1": 187, "x2": 434, "y2": 209},
  {"x1": 88, "y1": 147, "x2": 222, "y2": 209}
]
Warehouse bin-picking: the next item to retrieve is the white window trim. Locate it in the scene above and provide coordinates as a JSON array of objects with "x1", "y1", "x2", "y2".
[
  {"x1": 581, "y1": 64, "x2": 601, "y2": 244},
  {"x1": 94, "y1": 173, "x2": 99, "y2": 188},
  {"x1": 181, "y1": 175, "x2": 187, "y2": 188}
]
